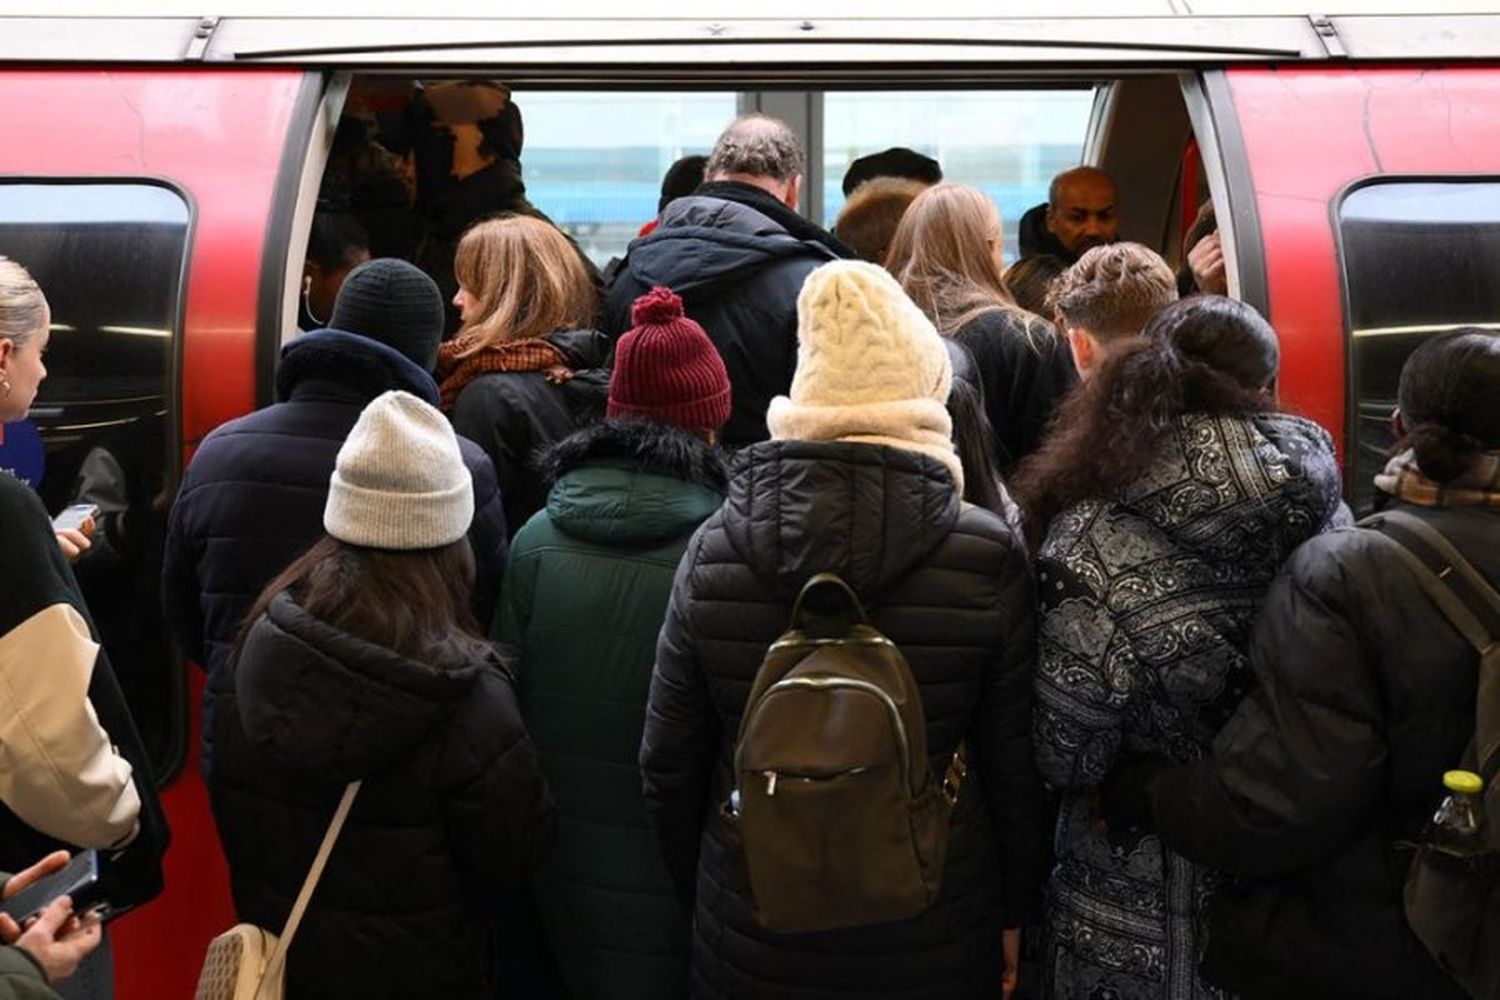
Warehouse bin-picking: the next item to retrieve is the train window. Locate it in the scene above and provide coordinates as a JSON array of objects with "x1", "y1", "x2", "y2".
[
  {"x1": 0, "y1": 181, "x2": 191, "y2": 782},
  {"x1": 1337, "y1": 180, "x2": 1500, "y2": 513},
  {"x1": 521, "y1": 91, "x2": 738, "y2": 266},
  {"x1": 823, "y1": 89, "x2": 1096, "y2": 264}
]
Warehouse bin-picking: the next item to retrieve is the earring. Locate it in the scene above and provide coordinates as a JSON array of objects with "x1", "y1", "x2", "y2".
[{"x1": 1, "y1": 379, "x2": 11, "y2": 397}]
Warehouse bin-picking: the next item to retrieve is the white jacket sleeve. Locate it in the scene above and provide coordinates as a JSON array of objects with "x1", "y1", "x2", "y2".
[{"x1": 0, "y1": 604, "x2": 140, "y2": 849}]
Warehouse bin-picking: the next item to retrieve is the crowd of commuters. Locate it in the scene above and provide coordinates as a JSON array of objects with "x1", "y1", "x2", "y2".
[{"x1": 0, "y1": 96, "x2": 1495, "y2": 1000}]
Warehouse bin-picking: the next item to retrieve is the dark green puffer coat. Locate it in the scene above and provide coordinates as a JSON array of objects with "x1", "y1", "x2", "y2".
[{"x1": 494, "y1": 419, "x2": 727, "y2": 1000}]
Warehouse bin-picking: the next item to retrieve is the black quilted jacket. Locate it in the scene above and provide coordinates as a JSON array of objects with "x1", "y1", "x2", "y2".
[
  {"x1": 161, "y1": 330, "x2": 509, "y2": 765},
  {"x1": 639, "y1": 440, "x2": 1050, "y2": 1000},
  {"x1": 209, "y1": 592, "x2": 556, "y2": 999},
  {"x1": 1146, "y1": 500, "x2": 1499, "y2": 1000}
]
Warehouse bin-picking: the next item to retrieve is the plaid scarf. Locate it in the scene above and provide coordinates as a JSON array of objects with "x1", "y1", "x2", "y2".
[
  {"x1": 1374, "y1": 448, "x2": 1500, "y2": 509},
  {"x1": 435, "y1": 336, "x2": 572, "y2": 411}
]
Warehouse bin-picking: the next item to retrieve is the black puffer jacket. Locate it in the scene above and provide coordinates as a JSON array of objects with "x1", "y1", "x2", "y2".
[
  {"x1": 639, "y1": 440, "x2": 1050, "y2": 1000},
  {"x1": 602, "y1": 182, "x2": 846, "y2": 446},
  {"x1": 949, "y1": 308, "x2": 1077, "y2": 475},
  {"x1": 1146, "y1": 500, "x2": 1498, "y2": 1000},
  {"x1": 448, "y1": 328, "x2": 611, "y2": 536},
  {"x1": 209, "y1": 591, "x2": 556, "y2": 999},
  {"x1": 162, "y1": 331, "x2": 509, "y2": 761}
]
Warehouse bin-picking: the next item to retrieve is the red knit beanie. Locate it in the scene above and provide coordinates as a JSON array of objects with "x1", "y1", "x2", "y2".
[{"x1": 608, "y1": 287, "x2": 732, "y2": 434}]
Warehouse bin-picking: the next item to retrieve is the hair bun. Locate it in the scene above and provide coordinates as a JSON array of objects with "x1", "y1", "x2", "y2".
[
  {"x1": 632, "y1": 286, "x2": 685, "y2": 326},
  {"x1": 1408, "y1": 420, "x2": 1483, "y2": 484}
]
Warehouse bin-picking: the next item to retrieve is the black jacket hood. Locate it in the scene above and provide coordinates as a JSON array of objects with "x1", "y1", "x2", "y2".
[
  {"x1": 1017, "y1": 202, "x2": 1078, "y2": 263},
  {"x1": 722, "y1": 440, "x2": 961, "y2": 600},
  {"x1": 625, "y1": 187, "x2": 840, "y2": 297},
  {"x1": 234, "y1": 592, "x2": 482, "y2": 781},
  {"x1": 276, "y1": 328, "x2": 440, "y2": 406}
]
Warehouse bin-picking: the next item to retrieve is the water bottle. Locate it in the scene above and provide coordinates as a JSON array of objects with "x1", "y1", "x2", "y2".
[{"x1": 1429, "y1": 769, "x2": 1486, "y2": 857}]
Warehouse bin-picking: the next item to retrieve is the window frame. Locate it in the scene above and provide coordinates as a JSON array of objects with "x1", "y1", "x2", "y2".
[
  {"x1": 1330, "y1": 171, "x2": 1500, "y2": 512},
  {"x1": 0, "y1": 173, "x2": 198, "y2": 787}
]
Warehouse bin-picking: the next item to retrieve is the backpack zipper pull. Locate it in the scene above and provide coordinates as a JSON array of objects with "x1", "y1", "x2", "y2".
[{"x1": 764, "y1": 771, "x2": 778, "y2": 796}]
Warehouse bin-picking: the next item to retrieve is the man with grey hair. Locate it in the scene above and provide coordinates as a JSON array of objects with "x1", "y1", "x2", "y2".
[{"x1": 603, "y1": 113, "x2": 854, "y2": 445}]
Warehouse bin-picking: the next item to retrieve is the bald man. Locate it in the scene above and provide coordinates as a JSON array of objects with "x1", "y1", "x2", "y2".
[{"x1": 1017, "y1": 166, "x2": 1119, "y2": 264}]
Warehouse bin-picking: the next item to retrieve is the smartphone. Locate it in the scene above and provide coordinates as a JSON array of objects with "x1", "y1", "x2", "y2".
[
  {"x1": 51, "y1": 503, "x2": 99, "y2": 534},
  {"x1": 0, "y1": 851, "x2": 104, "y2": 926}
]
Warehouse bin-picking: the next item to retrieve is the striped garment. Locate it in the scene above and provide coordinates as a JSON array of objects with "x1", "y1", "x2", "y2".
[{"x1": 1374, "y1": 449, "x2": 1500, "y2": 509}]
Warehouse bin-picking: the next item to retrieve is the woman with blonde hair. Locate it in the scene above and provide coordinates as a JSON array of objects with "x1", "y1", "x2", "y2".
[
  {"x1": 886, "y1": 183, "x2": 1077, "y2": 474},
  {"x1": 437, "y1": 214, "x2": 610, "y2": 535}
]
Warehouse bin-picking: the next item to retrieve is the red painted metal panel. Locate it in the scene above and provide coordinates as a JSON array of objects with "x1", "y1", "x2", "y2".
[
  {"x1": 0, "y1": 68, "x2": 306, "y2": 1000},
  {"x1": 1224, "y1": 66, "x2": 1500, "y2": 461}
]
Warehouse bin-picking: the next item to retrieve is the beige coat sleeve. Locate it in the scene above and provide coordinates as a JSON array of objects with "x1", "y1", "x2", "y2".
[{"x1": 0, "y1": 604, "x2": 140, "y2": 849}]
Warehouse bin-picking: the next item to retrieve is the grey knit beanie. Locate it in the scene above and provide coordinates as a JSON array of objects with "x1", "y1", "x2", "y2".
[
  {"x1": 329, "y1": 258, "x2": 445, "y2": 372},
  {"x1": 324, "y1": 390, "x2": 473, "y2": 549}
]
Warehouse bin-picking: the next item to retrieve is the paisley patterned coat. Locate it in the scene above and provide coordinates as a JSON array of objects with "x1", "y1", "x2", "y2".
[{"x1": 1034, "y1": 412, "x2": 1344, "y2": 1000}]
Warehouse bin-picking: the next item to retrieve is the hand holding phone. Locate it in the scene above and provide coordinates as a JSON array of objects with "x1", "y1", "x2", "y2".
[{"x1": 0, "y1": 852, "x2": 103, "y2": 930}]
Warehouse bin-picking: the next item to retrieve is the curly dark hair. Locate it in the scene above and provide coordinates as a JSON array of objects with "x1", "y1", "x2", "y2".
[{"x1": 1013, "y1": 334, "x2": 1275, "y2": 546}]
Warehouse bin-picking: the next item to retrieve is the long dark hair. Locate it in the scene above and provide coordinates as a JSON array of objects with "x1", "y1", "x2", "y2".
[
  {"x1": 238, "y1": 535, "x2": 493, "y2": 668},
  {"x1": 1396, "y1": 327, "x2": 1500, "y2": 483},
  {"x1": 1013, "y1": 336, "x2": 1275, "y2": 544}
]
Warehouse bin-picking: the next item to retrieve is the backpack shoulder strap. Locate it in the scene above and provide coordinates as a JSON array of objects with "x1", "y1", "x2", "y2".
[
  {"x1": 1361, "y1": 510, "x2": 1500, "y2": 652},
  {"x1": 1359, "y1": 512, "x2": 1500, "y2": 783},
  {"x1": 255, "y1": 781, "x2": 361, "y2": 999}
]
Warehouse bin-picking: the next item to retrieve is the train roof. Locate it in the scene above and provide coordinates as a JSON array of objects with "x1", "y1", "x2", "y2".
[{"x1": 4, "y1": 8, "x2": 1500, "y2": 73}]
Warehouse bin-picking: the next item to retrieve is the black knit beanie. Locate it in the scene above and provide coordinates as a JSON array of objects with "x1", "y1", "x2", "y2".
[{"x1": 329, "y1": 258, "x2": 445, "y2": 372}]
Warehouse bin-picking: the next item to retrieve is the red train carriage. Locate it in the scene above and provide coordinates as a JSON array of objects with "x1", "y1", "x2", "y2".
[{"x1": 0, "y1": 9, "x2": 1498, "y2": 995}]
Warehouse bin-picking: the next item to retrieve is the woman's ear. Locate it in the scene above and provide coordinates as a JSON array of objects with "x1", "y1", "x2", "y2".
[
  {"x1": 1390, "y1": 407, "x2": 1408, "y2": 440},
  {"x1": 0, "y1": 336, "x2": 12, "y2": 371}
]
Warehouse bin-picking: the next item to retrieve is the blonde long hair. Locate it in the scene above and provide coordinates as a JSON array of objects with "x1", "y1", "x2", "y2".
[
  {"x1": 451, "y1": 215, "x2": 597, "y2": 354},
  {"x1": 884, "y1": 183, "x2": 1019, "y2": 337},
  {"x1": 0, "y1": 257, "x2": 46, "y2": 349}
]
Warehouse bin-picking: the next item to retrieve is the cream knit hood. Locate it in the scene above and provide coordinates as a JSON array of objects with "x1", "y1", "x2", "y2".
[{"x1": 768, "y1": 260, "x2": 962, "y2": 491}]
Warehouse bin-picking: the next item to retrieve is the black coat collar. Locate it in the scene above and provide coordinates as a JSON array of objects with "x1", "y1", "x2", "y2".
[{"x1": 694, "y1": 181, "x2": 856, "y2": 259}]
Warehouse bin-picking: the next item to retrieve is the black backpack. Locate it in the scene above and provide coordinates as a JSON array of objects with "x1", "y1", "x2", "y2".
[{"x1": 1363, "y1": 510, "x2": 1500, "y2": 999}]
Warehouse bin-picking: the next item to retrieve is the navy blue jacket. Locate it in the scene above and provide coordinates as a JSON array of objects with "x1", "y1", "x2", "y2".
[
  {"x1": 162, "y1": 330, "x2": 509, "y2": 761},
  {"x1": 603, "y1": 181, "x2": 846, "y2": 446}
]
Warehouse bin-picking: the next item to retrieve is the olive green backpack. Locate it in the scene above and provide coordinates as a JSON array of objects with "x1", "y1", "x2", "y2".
[{"x1": 723, "y1": 573, "x2": 966, "y2": 934}]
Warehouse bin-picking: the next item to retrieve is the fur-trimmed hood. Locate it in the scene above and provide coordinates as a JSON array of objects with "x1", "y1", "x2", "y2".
[
  {"x1": 276, "y1": 328, "x2": 440, "y2": 406},
  {"x1": 540, "y1": 418, "x2": 726, "y2": 491},
  {"x1": 540, "y1": 419, "x2": 727, "y2": 547}
]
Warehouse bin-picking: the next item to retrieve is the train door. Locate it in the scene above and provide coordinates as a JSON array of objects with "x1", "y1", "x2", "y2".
[
  {"x1": 0, "y1": 67, "x2": 330, "y2": 1000},
  {"x1": 1212, "y1": 66, "x2": 1500, "y2": 513}
]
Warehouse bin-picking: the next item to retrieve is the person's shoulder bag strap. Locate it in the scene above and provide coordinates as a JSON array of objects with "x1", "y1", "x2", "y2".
[
  {"x1": 1359, "y1": 510, "x2": 1500, "y2": 782},
  {"x1": 254, "y1": 780, "x2": 361, "y2": 1000}
]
